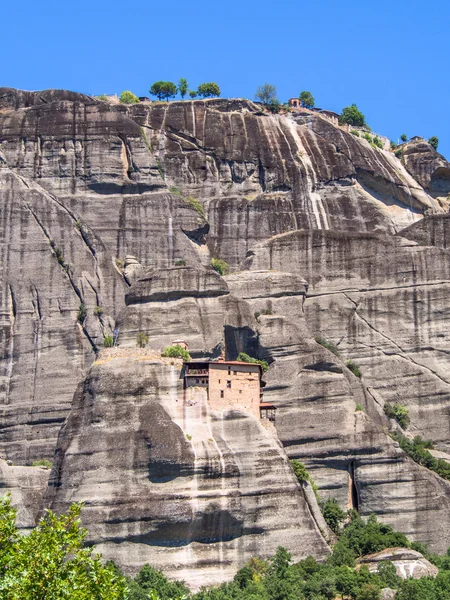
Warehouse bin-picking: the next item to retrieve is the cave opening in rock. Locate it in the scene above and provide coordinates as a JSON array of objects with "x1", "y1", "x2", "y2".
[{"x1": 348, "y1": 461, "x2": 359, "y2": 512}]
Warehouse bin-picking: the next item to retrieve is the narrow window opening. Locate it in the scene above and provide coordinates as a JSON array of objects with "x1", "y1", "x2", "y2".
[
  {"x1": 227, "y1": 380, "x2": 231, "y2": 388},
  {"x1": 220, "y1": 390, "x2": 224, "y2": 398}
]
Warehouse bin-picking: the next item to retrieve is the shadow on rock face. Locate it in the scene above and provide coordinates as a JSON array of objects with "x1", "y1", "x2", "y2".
[{"x1": 104, "y1": 504, "x2": 264, "y2": 547}]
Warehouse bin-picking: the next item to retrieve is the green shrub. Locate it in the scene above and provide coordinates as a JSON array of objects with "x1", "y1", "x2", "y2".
[
  {"x1": 391, "y1": 431, "x2": 450, "y2": 482},
  {"x1": 320, "y1": 498, "x2": 347, "y2": 534},
  {"x1": 95, "y1": 94, "x2": 109, "y2": 102},
  {"x1": 267, "y1": 99, "x2": 281, "y2": 113},
  {"x1": 390, "y1": 140, "x2": 398, "y2": 150},
  {"x1": 340, "y1": 104, "x2": 366, "y2": 127},
  {"x1": 115, "y1": 258, "x2": 124, "y2": 270},
  {"x1": 356, "y1": 403, "x2": 363, "y2": 412},
  {"x1": 186, "y1": 434, "x2": 192, "y2": 441},
  {"x1": 161, "y1": 345, "x2": 191, "y2": 361},
  {"x1": 136, "y1": 332, "x2": 149, "y2": 348},
  {"x1": 346, "y1": 359, "x2": 362, "y2": 378},
  {"x1": 395, "y1": 148, "x2": 404, "y2": 159},
  {"x1": 299, "y1": 90, "x2": 315, "y2": 108},
  {"x1": 32, "y1": 459, "x2": 52, "y2": 468},
  {"x1": 237, "y1": 351, "x2": 269, "y2": 372},
  {"x1": 175, "y1": 259, "x2": 186, "y2": 266},
  {"x1": 211, "y1": 257, "x2": 229, "y2": 276},
  {"x1": 94, "y1": 306, "x2": 103, "y2": 317},
  {"x1": 363, "y1": 132, "x2": 373, "y2": 144},
  {"x1": 291, "y1": 459, "x2": 320, "y2": 499},
  {"x1": 77, "y1": 303, "x2": 87, "y2": 324},
  {"x1": 103, "y1": 335, "x2": 114, "y2": 348},
  {"x1": 400, "y1": 133, "x2": 408, "y2": 142},
  {"x1": 351, "y1": 129, "x2": 360, "y2": 137},
  {"x1": 315, "y1": 336, "x2": 339, "y2": 355},
  {"x1": 119, "y1": 90, "x2": 139, "y2": 104},
  {"x1": 429, "y1": 136, "x2": 439, "y2": 150},
  {"x1": 186, "y1": 196, "x2": 206, "y2": 219},
  {"x1": 384, "y1": 402, "x2": 409, "y2": 428},
  {"x1": 372, "y1": 136, "x2": 383, "y2": 148}
]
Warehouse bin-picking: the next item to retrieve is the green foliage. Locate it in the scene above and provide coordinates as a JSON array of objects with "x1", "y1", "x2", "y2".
[
  {"x1": 94, "y1": 305, "x2": 104, "y2": 317},
  {"x1": 186, "y1": 196, "x2": 206, "y2": 219},
  {"x1": 291, "y1": 459, "x2": 310, "y2": 483},
  {"x1": 119, "y1": 90, "x2": 139, "y2": 104},
  {"x1": 338, "y1": 513, "x2": 410, "y2": 557},
  {"x1": 299, "y1": 90, "x2": 315, "y2": 108},
  {"x1": 132, "y1": 564, "x2": 190, "y2": 600},
  {"x1": 400, "y1": 133, "x2": 408, "y2": 142},
  {"x1": 96, "y1": 94, "x2": 109, "y2": 102},
  {"x1": 320, "y1": 498, "x2": 347, "y2": 534},
  {"x1": 351, "y1": 129, "x2": 360, "y2": 137},
  {"x1": 372, "y1": 136, "x2": 383, "y2": 149},
  {"x1": 211, "y1": 258, "x2": 230, "y2": 276},
  {"x1": 189, "y1": 90, "x2": 197, "y2": 98},
  {"x1": 136, "y1": 331, "x2": 149, "y2": 348},
  {"x1": 391, "y1": 431, "x2": 450, "y2": 482},
  {"x1": 340, "y1": 104, "x2": 366, "y2": 127},
  {"x1": 377, "y1": 560, "x2": 401, "y2": 589},
  {"x1": 255, "y1": 309, "x2": 274, "y2": 319},
  {"x1": 237, "y1": 351, "x2": 269, "y2": 373},
  {"x1": 255, "y1": 83, "x2": 277, "y2": 106},
  {"x1": 196, "y1": 82, "x2": 220, "y2": 98},
  {"x1": 103, "y1": 335, "x2": 114, "y2": 348},
  {"x1": 267, "y1": 99, "x2": 281, "y2": 113},
  {"x1": 346, "y1": 359, "x2": 362, "y2": 378},
  {"x1": 384, "y1": 402, "x2": 409, "y2": 428},
  {"x1": 363, "y1": 132, "x2": 373, "y2": 144},
  {"x1": 186, "y1": 433, "x2": 192, "y2": 441},
  {"x1": 355, "y1": 403, "x2": 364, "y2": 412},
  {"x1": 429, "y1": 136, "x2": 439, "y2": 150},
  {"x1": 0, "y1": 495, "x2": 126, "y2": 599},
  {"x1": 175, "y1": 259, "x2": 186, "y2": 266},
  {"x1": 315, "y1": 336, "x2": 339, "y2": 355},
  {"x1": 390, "y1": 140, "x2": 398, "y2": 149},
  {"x1": 178, "y1": 78, "x2": 189, "y2": 99},
  {"x1": 77, "y1": 303, "x2": 87, "y2": 324},
  {"x1": 161, "y1": 345, "x2": 191, "y2": 361},
  {"x1": 31, "y1": 459, "x2": 52, "y2": 468},
  {"x1": 395, "y1": 148, "x2": 404, "y2": 159},
  {"x1": 53, "y1": 245, "x2": 66, "y2": 268},
  {"x1": 149, "y1": 81, "x2": 177, "y2": 101}
]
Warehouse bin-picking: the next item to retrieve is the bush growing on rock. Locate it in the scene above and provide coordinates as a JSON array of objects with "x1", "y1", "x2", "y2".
[
  {"x1": 136, "y1": 332, "x2": 149, "y2": 348},
  {"x1": 77, "y1": 303, "x2": 87, "y2": 324},
  {"x1": 103, "y1": 335, "x2": 114, "y2": 348},
  {"x1": 372, "y1": 136, "x2": 383, "y2": 149},
  {"x1": 32, "y1": 459, "x2": 52, "y2": 468},
  {"x1": 315, "y1": 336, "x2": 339, "y2": 355},
  {"x1": 320, "y1": 498, "x2": 347, "y2": 534},
  {"x1": 211, "y1": 258, "x2": 229, "y2": 276},
  {"x1": 384, "y1": 403, "x2": 409, "y2": 428},
  {"x1": 161, "y1": 345, "x2": 191, "y2": 361},
  {"x1": 391, "y1": 431, "x2": 450, "y2": 482},
  {"x1": 340, "y1": 104, "x2": 366, "y2": 127},
  {"x1": 346, "y1": 359, "x2": 362, "y2": 378},
  {"x1": 428, "y1": 136, "x2": 439, "y2": 150},
  {"x1": 119, "y1": 91, "x2": 139, "y2": 104},
  {"x1": 237, "y1": 351, "x2": 269, "y2": 372}
]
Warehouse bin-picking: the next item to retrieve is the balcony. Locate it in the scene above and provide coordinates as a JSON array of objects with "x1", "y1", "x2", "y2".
[{"x1": 185, "y1": 368, "x2": 209, "y2": 376}]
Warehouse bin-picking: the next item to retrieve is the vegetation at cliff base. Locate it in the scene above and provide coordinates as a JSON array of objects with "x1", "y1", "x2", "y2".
[
  {"x1": 237, "y1": 351, "x2": 269, "y2": 372},
  {"x1": 0, "y1": 496, "x2": 126, "y2": 599},
  {"x1": 162, "y1": 344, "x2": 191, "y2": 361}
]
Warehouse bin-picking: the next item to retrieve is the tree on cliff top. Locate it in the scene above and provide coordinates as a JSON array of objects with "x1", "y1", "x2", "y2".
[
  {"x1": 299, "y1": 90, "x2": 315, "y2": 108},
  {"x1": 196, "y1": 82, "x2": 220, "y2": 98},
  {"x1": 255, "y1": 83, "x2": 277, "y2": 106},
  {"x1": 149, "y1": 81, "x2": 177, "y2": 101},
  {"x1": 429, "y1": 136, "x2": 439, "y2": 150},
  {"x1": 178, "y1": 78, "x2": 188, "y2": 99},
  {"x1": 339, "y1": 104, "x2": 366, "y2": 127},
  {"x1": 0, "y1": 495, "x2": 126, "y2": 599}
]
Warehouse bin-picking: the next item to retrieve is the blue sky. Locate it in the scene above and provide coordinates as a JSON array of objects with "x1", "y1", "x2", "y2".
[{"x1": 3, "y1": 0, "x2": 450, "y2": 157}]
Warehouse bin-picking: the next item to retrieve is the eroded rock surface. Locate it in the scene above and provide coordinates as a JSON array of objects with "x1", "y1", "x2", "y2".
[
  {"x1": 1, "y1": 87, "x2": 450, "y2": 580},
  {"x1": 359, "y1": 547, "x2": 439, "y2": 579}
]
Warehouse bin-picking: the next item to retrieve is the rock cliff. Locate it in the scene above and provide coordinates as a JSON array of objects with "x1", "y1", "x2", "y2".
[{"x1": 1, "y1": 87, "x2": 450, "y2": 586}]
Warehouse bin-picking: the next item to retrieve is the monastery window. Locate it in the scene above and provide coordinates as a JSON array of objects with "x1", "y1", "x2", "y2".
[
  {"x1": 239, "y1": 389, "x2": 242, "y2": 394},
  {"x1": 234, "y1": 371, "x2": 237, "y2": 375},
  {"x1": 218, "y1": 379, "x2": 221, "y2": 383},
  {"x1": 196, "y1": 378, "x2": 199, "y2": 384},
  {"x1": 220, "y1": 390, "x2": 224, "y2": 398},
  {"x1": 228, "y1": 367, "x2": 231, "y2": 375},
  {"x1": 227, "y1": 380, "x2": 231, "y2": 388}
]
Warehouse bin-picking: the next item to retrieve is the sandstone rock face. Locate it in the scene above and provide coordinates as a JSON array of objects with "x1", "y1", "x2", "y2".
[
  {"x1": 401, "y1": 139, "x2": 450, "y2": 199},
  {"x1": 2, "y1": 87, "x2": 450, "y2": 581},
  {"x1": 359, "y1": 547, "x2": 439, "y2": 579},
  {"x1": 46, "y1": 353, "x2": 329, "y2": 588}
]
